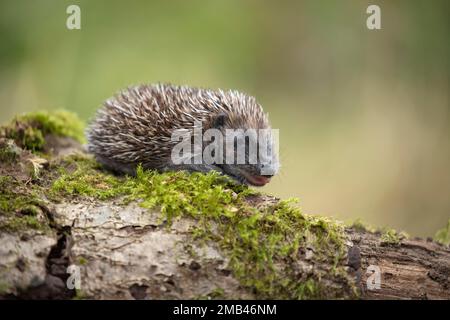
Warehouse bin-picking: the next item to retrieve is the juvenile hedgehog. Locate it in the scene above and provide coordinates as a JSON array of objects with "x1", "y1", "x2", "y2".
[{"x1": 86, "y1": 83, "x2": 279, "y2": 186}]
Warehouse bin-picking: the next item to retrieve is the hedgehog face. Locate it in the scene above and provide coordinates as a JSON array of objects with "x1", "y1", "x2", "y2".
[
  {"x1": 210, "y1": 114, "x2": 279, "y2": 186},
  {"x1": 220, "y1": 136, "x2": 279, "y2": 187}
]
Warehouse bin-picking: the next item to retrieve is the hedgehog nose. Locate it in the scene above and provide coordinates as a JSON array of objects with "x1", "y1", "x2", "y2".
[{"x1": 260, "y1": 163, "x2": 279, "y2": 176}]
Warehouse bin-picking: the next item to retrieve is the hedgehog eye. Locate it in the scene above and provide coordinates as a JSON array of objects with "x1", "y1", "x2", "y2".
[{"x1": 212, "y1": 113, "x2": 228, "y2": 128}]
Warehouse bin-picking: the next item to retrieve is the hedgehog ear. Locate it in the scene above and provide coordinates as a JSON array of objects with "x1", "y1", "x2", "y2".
[{"x1": 212, "y1": 113, "x2": 228, "y2": 129}]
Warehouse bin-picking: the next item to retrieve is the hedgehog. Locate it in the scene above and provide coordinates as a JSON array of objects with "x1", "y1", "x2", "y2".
[{"x1": 86, "y1": 83, "x2": 279, "y2": 186}]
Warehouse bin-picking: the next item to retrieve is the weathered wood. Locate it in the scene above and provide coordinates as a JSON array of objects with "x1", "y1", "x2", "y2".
[{"x1": 349, "y1": 229, "x2": 450, "y2": 299}]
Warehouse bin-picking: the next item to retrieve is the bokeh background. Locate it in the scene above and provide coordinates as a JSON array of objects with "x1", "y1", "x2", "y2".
[{"x1": 0, "y1": 0, "x2": 448, "y2": 236}]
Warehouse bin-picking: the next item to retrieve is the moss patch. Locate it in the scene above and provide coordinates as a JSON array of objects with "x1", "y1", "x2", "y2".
[
  {"x1": 195, "y1": 287, "x2": 226, "y2": 300},
  {"x1": 349, "y1": 219, "x2": 409, "y2": 246},
  {"x1": 0, "y1": 176, "x2": 50, "y2": 233},
  {"x1": 0, "y1": 139, "x2": 22, "y2": 163},
  {"x1": 49, "y1": 155, "x2": 355, "y2": 299},
  {"x1": 434, "y1": 219, "x2": 450, "y2": 246},
  {"x1": 0, "y1": 281, "x2": 10, "y2": 295},
  {"x1": 1, "y1": 215, "x2": 46, "y2": 233},
  {"x1": 0, "y1": 110, "x2": 85, "y2": 152},
  {"x1": 50, "y1": 154, "x2": 127, "y2": 200},
  {"x1": 380, "y1": 228, "x2": 408, "y2": 245}
]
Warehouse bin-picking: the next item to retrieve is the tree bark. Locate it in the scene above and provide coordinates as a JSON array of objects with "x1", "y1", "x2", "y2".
[
  {"x1": 349, "y1": 228, "x2": 449, "y2": 299},
  {"x1": 0, "y1": 137, "x2": 449, "y2": 300}
]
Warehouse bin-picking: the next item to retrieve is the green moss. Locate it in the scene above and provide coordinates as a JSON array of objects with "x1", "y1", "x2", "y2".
[
  {"x1": 50, "y1": 158, "x2": 355, "y2": 299},
  {"x1": 195, "y1": 287, "x2": 226, "y2": 300},
  {"x1": 73, "y1": 289, "x2": 87, "y2": 300},
  {"x1": 0, "y1": 139, "x2": 22, "y2": 163},
  {"x1": 0, "y1": 177, "x2": 42, "y2": 212},
  {"x1": 0, "y1": 215, "x2": 46, "y2": 232},
  {"x1": 0, "y1": 281, "x2": 10, "y2": 295},
  {"x1": 0, "y1": 110, "x2": 85, "y2": 152},
  {"x1": 209, "y1": 287, "x2": 225, "y2": 299},
  {"x1": 23, "y1": 126, "x2": 45, "y2": 151},
  {"x1": 51, "y1": 154, "x2": 127, "y2": 200},
  {"x1": 380, "y1": 228, "x2": 408, "y2": 245},
  {"x1": 0, "y1": 176, "x2": 49, "y2": 233},
  {"x1": 350, "y1": 219, "x2": 409, "y2": 246},
  {"x1": 295, "y1": 279, "x2": 320, "y2": 299},
  {"x1": 222, "y1": 199, "x2": 349, "y2": 299},
  {"x1": 77, "y1": 257, "x2": 88, "y2": 265},
  {"x1": 434, "y1": 219, "x2": 450, "y2": 246}
]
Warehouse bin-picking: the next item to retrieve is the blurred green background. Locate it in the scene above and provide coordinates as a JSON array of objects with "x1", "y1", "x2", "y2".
[{"x1": 0, "y1": 0, "x2": 448, "y2": 236}]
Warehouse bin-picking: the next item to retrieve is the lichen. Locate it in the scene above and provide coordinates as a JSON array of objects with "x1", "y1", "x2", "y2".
[
  {"x1": 0, "y1": 110, "x2": 85, "y2": 152},
  {"x1": 49, "y1": 155, "x2": 355, "y2": 299},
  {"x1": 434, "y1": 219, "x2": 450, "y2": 246}
]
